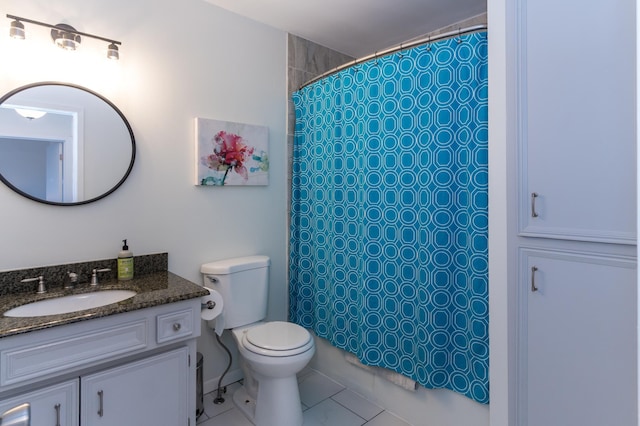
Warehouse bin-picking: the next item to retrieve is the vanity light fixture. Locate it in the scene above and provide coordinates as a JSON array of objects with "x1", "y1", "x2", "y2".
[
  {"x1": 51, "y1": 23, "x2": 81, "y2": 51},
  {"x1": 9, "y1": 19, "x2": 24, "y2": 39},
  {"x1": 6, "y1": 14, "x2": 122, "y2": 60},
  {"x1": 106, "y1": 42, "x2": 119, "y2": 60}
]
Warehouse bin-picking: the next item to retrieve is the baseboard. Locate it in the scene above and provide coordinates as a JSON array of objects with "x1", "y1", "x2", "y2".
[{"x1": 203, "y1": 367, "x2": 243, "y2": 394}]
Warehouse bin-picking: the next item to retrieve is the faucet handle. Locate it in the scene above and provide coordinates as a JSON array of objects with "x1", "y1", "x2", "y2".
[
  {"x1": 22, "y1": 276, "x2": 46, "y2": 294},
  {"x1": 91, "y1": 268, "x2": 111, "y2": 286}
]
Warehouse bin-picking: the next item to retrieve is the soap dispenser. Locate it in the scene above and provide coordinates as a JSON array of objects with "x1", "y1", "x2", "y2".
[{"x1": 117, "y1": 239, "x2": 134, "y2": 281}]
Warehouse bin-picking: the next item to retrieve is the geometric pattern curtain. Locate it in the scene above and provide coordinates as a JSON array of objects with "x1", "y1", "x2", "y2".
[{"x1": 289, "y1": 31, "x2": 489, "y2": 403}]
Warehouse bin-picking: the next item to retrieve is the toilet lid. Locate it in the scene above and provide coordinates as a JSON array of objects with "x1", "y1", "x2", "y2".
[{"x1": 245, "y1": 321, "x2": 311, "y2": 351}]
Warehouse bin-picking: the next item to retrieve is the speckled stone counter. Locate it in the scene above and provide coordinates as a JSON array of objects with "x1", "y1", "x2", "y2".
[{"x1": 0, "y1": 254, "x2": 207, "y2": 338}]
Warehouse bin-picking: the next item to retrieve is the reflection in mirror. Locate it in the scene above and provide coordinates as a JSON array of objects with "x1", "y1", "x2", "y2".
[
  {"x1": 0, "y1": 82, "x2": 135, "y2": 206},
  {"x1": 0, "y1": 109, "x2": 76, "y2": 202}
]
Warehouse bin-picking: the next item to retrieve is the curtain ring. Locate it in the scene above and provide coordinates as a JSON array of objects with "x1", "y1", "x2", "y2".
[
  {"x1": 456, "y1": 28, "x2": 462, "y2": 44},
  {"x1": 398, "y1": 43, "x2": 403, "y2": 58},
  {"x1": 427, "y1": 36, "x2": 432, "y2": 52}
]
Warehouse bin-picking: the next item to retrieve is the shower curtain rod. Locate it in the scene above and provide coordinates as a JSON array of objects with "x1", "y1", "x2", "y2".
[{"x1": 300, "y1": 23, "x2": 487, "y2": 89}]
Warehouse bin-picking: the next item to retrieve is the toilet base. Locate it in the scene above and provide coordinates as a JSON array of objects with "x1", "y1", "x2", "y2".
[
  {"x1": 232, "y1": 377, "x2": 304, "y2": 426},
  {"x1": 232, "y1": 386, "x2": 257, "y2": 423}
]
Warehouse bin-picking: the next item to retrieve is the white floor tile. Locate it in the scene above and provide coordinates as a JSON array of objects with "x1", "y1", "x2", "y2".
[
  {"x1": 297, "y1": 366, "x2": 316, "y2": 381},
  {"x1": 298, "y1": 371, "x2": 345, "y2": 407},
  {"x1": 199, "y1": 407, "x2": 254, "y2": 426},
  {"x1": 199, "y1": 371, "x2": 412, "y2": 426},
  {"x1": 365, "y1": 411, "x2": 412, "y2": 426},
  {"x1": 332, "y1": 389, "x2": 383, "y2": 421},
  {"x1": 303, "y1": 399, "x2": 366, "y2": 426}
]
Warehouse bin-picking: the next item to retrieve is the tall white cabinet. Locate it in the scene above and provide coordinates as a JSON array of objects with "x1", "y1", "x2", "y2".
[
  {"x1": 518, "y1": 0, "x2": 636, "y2": 245},
  {"x1": 519, "y1": 250, "x2": 636, "y2": 425},
  {"x1": 507, "y1": 0, "x2": 637, "y2": 425}
]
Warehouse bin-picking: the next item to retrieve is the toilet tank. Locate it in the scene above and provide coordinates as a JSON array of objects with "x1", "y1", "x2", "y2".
[{"x1": 200, "y1": 256, "x2": 270, "y2": 329}]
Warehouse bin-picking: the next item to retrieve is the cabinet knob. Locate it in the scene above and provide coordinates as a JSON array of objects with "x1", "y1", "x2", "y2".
[{"x1": 173, "y1": 323, "x2": 181, "y2": 331}]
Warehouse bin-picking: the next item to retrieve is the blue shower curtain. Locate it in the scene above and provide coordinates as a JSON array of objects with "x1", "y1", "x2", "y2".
[{"x1": 289, "y1": 32, "x2": 488, "y2": 404}]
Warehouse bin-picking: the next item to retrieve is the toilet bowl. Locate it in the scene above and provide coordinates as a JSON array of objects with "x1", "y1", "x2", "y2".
[{"x1": 231, "y1": 321, "x2": 315, "y2": 426}]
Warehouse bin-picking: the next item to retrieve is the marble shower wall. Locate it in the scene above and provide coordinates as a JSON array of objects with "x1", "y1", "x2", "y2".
[{"x1": 286, "y1": 36, "x2": 354, "y2": 204}]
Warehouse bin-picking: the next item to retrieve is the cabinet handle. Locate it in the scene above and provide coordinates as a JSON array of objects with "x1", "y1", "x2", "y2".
[
  {"x1": 1, "y1": 403, "x2": 30, "y2": 424},
  {"x1": 531, "y1": 266, "x2": 539, "y2": 292},
  {"x1": 173, "y1": 322, "x2": 182, "y2": 331},
  {"x1": 98, "y1": 390, "x2": 104, "y2": 417},
  {"x1": 55, "y1": 403, "x2": 61, "y2": 426},
  {"x1": 531, "y1": 192, "x2": 539, "y2": 218}
]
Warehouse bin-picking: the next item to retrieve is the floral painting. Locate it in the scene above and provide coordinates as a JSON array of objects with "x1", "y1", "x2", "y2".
[{"x1": 195, "y1": 118, "x2": 269, "y2": 186}]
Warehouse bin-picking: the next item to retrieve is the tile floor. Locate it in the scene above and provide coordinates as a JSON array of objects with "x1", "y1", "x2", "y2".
[{"x1": 197, "y1": 369, "x2": 412, "y2": 426}]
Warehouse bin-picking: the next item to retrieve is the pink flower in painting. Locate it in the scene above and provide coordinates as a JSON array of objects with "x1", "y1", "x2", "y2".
[{"x1": 202, "y1": 131, "x2": 255, "y2": 184}]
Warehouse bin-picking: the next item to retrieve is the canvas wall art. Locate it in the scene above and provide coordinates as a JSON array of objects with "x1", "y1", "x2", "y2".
[{"x1": 195, "y1": 118, "x2": 269, "y2": 186}]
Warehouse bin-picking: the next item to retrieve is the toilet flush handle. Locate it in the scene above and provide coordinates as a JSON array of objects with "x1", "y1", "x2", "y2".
[{"x1": 204, "y1": 276, "x2": 218, "y2": 310}]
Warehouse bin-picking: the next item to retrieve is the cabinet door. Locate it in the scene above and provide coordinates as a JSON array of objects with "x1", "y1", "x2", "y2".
[
  {"x1": 519, "y1": 249, "x2": 636, "y2": 426},
  {"x1": 0, "y1": 379, "x2": 78, "y2": 426},
  {"x1": 518, "y1": 0, "x2": 636, "y2": 244},
  {"x1": 81, "y1": 347, "x2": 188, "y2": 426}
]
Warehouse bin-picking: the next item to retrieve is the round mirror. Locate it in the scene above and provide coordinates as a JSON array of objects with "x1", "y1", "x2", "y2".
[{"x1": 0, "y1": 82, "x2": 135, "y2": 206}]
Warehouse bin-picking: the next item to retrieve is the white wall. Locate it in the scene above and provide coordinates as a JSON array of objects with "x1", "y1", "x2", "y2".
[
  {"x1": 487, "y1": 0, "x2": 514, "y2": 425},
  {"x1": 0, "y1": 0, "x2": 287, "y2": 388}
]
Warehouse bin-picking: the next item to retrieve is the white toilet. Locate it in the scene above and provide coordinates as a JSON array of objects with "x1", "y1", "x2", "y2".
[{"x1": 201, "y1": 256, "x2": 314, "y2": 426}]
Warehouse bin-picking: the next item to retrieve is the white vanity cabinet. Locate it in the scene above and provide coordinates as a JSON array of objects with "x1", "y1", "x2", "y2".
[
  {"x1": 0, "y1": 298, "x2": 201, "y2": 426},
  {"x1": 0, "y1": 379, "x2": 78, "y2": 426},
  {"x1": 81, "y1": 347, "x2": 188, "y2": 425}
]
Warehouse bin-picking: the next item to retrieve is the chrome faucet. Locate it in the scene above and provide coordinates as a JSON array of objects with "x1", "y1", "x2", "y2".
[
  {"x1": 91, "y1": 268, "x2": 111, "y2": 286},
  {"x1": 21, "y1": 276, "x2": 46, "y2": 294}
]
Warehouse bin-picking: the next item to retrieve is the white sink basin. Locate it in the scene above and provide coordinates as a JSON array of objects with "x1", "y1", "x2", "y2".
[{"x1": 4, "y1": 290, "x2": 137, "y2": 317}]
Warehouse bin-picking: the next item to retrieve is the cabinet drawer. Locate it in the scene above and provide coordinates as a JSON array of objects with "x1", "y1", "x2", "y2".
[
  {"x1": 156, "y1": 308, "x2": 194, "y2": 343},
  {"x1": 1, "y1": 320, "x2": 147, "y2": 386}
]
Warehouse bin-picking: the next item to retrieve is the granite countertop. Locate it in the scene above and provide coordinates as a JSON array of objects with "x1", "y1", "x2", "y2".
[{"x1": 0, "y1": 271, "x2": 208, "y2": 339}]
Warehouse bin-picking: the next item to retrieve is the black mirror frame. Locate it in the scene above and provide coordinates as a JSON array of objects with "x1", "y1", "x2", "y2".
[{"x1": 0, "y1": 81, "x2": 136, "y2": 206}]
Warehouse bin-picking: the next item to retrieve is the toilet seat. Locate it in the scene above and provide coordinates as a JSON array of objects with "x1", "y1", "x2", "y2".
[{"x1": 242, "y1": 321, "x2": 313, "y2": 357}]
